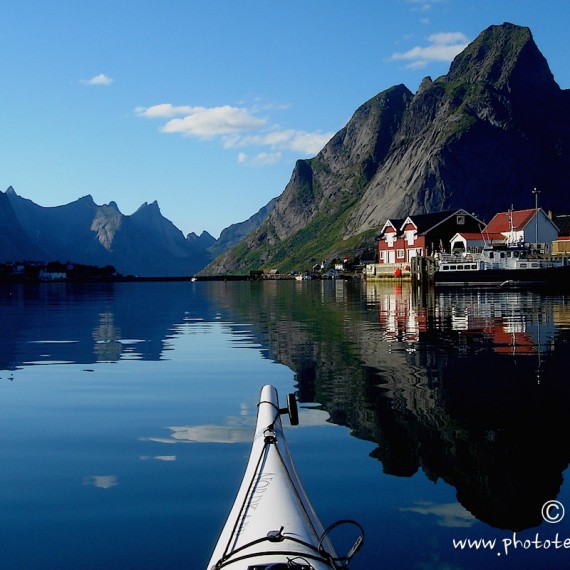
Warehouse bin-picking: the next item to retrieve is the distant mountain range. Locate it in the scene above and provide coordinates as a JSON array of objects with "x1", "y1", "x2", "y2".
[
  {"x1": 202, "y1": 22, "x2": 570, "y2": 275},
  {"x1": 0, "y1": 187, "x2": 275, "y2": 277}
]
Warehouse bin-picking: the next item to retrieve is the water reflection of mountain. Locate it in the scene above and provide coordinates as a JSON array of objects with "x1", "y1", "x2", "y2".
[
  {"x1": 3, "y1": 280, "x2": 570, "y2": 532},
  {"x1": 0, "y1": 282, "x2": 218, "y2": 369},
  {"x1": 209, "y1": 281, "x2": 570, "y2": 532}
]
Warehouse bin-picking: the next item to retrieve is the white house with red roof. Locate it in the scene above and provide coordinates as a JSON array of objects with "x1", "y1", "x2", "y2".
[
  {"x1": 448, "y1": 208, "x2": 559, "y2": 254},
  {"x1": 483, "y1": 208, "x2": 559, "y2": 252}
]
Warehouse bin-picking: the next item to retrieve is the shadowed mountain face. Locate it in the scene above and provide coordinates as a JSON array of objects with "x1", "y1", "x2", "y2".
[{"x1": 204, "y1": 23, "x2": 570, "y2": 274}]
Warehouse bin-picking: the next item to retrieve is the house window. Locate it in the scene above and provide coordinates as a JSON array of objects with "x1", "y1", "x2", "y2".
[
  {"x1": 397, "y1": 249, "x2": 405, "y2": 259},
  {"x1": 416, "y1": 248, "x2": 423, "y2": 257},
  {"x1": 405, "y1": 230, "x2": 416, "y2": 245},
  {"x1": 380, "y1": 251, "x2": 387, "y2": 263},
  {"x1": 456, "y1": 215, "x2": 465, "y2": 225}
]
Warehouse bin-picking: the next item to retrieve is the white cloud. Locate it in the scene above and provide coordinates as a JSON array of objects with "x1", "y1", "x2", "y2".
[
  {"x1": 406, "y1": 0, "x2": 446, "y2": 11},
  {"x1": 83, "y1": 475, "x2": 117, "y2": 489},
  {"x1": 143, "y1": 425, "x2": 253, "y2": 444},
  {"x1": 134, "y1": 103, "x2": 198, "y2": 118},
  {"x1": 136, "y1": 101, "x2": 334, "y2": 164},
  {"x1": 237, "y1": 150, "x2": 283, "y2": 166},
  {"x1": 431, "y1": 32, "x2": 470, "y2": 45},
  {"x1": 288, "y1": 131, "x2": 335, "y2": 154},
  {"x1": 400, "y1": 501, "x2": 476, "y2": 528},
  {"x1": 225, "y1": 128, "x2": 334, "y2": 155},
  {"x1": 224, "y1": 129, "x2": 294, "y2": 149},
  {"x1": 391, "y1": 31, "x2": 469, "y2": 69},
  {"x1": 81, "y1": 73, "x2": 113, "y2": 86},
  {"x1": 139, "y1": 455, "x2": 177, "y2": 461},
  {"x1": 141, "y1": 408, "x2": 331, "y2": 446},
  {"x1": 161, "y1": 105, "x2": 266, "y2": 137},
  {"x1": 254, "y1": 152, "x2": 282, "y2": 166}
]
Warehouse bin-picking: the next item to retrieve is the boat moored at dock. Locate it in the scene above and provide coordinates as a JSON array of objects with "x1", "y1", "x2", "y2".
[{"x1": 434, "y1": 244, "x2": 570, "y2": 287}]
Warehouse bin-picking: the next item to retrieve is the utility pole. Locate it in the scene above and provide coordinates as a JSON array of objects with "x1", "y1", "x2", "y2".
[{"x1": 532, "y1": 187, "x2": 541, "y2": 252}]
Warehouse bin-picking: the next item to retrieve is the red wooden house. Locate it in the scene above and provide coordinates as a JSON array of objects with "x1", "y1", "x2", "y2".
[{"x1": 377, "y1": 209, "x2": 484, "y2": 264}]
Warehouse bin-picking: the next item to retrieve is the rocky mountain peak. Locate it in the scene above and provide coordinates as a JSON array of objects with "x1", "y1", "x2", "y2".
[
  {"x1": 77, "y1": 194, "x2": 96, "y2": 206},
  {"x1": 134, "y1": 200, "x2": 160, "y2": 213},
  {"x1": 446, "y1": 23, "x2": 556, "y2": 93},
  {"x1": 416, "y1": 76, "x2": 433, "y2": 96},
  {"x1": 203, "y1": 22, "x2": 570, "y2": 275}
]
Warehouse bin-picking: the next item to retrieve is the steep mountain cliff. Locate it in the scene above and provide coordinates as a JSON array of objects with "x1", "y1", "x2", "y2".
[{"x1": 203, "y1": 23, "x2": 570, "y2": 274}]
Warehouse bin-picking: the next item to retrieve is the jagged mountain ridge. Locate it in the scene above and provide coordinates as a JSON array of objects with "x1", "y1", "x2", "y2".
[
  {"x1": 0, "y1": 188, "x2": 218, "y2": 277},
  {"x1": 0, "y1": 186, "x2": 276, "y2": 276},
  {"x1": 207, "y1": 197, "x2": 277, "y2": 260},
  {"x1": 203, "y1": 23, "x2": 570, "y2": 275}
]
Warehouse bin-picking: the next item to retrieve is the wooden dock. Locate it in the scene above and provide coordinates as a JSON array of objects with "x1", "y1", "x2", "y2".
[{"x1": 410, "y1": 256, "x2": 437, "y2": 289}]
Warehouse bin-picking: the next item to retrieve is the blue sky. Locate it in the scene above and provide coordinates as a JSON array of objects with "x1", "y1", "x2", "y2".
[{"x1": 1, "y1": 1, "x2": 568, "y2": 238}]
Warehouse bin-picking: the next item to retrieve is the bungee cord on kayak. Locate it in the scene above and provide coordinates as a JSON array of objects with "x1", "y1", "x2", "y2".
[{"x1": 207, "y1": 386, "x2": 364, "y2": 570}]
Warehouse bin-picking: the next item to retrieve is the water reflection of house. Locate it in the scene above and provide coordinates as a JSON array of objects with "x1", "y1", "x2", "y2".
[
  {"x1": 448, "y1": 305, "x2": 539, "y2": 355},
  {"x1": 489, "y1": 327, "x2": 536, "y2": 355},
  {"x1": 368, "y1": 284, "x2": 427, "y2": 343}
]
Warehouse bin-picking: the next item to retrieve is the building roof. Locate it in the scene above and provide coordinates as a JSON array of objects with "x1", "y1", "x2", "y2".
[
  {"x1": 454, "y1": 232, "x2": 486, "y2": 240},
  {"x1": 376, "y1": 209, "x2": 484, "y2": 239},
  {"x1": 484, "y1": 209, "x2": 537, "y2": 233},
  {"x1": 403, "y1": 209, "x2": 479, "y2": 234},
  {"x1": 378, "y1": 218, "x2": 405, "y2": 236},
  {"x1": 453, "y1": 231, "x2": 506, "y2": 243}
]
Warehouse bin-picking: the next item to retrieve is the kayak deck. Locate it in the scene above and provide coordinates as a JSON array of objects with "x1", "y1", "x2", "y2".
[{"x1": 206, "y1": 385, "x2": 363, "y2": 570}]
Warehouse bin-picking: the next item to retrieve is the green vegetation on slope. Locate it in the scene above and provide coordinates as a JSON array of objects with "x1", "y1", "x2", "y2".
[{"x1": 227, "y1": 199, "x2": 377, "y2": 274}]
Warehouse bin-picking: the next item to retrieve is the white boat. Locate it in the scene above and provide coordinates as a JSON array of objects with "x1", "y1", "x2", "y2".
[
  {"x1": 435, "y1": 244, "x2": 570, "y2": 287},
  {"x1": 206, "y1": 385, "x2": 364, "y2": 570}
]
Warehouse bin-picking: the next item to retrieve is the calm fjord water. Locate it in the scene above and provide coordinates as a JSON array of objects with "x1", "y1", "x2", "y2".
[{"x1": 1, "y1": 280, "x2": 570, "y2": 569}]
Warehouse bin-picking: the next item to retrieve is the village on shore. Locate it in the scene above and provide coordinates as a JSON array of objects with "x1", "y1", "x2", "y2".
[{"x1": 3, "y1": 205, "x2": 570, "y2": 284}]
